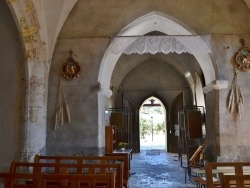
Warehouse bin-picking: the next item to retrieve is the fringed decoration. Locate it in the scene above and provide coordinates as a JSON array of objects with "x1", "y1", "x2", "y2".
[
  {"x1": 227, "y1": 71, "x2": 244, "y2": 119},
  {"x1": 54, "y1": 82, "x2": 71, "y2": 130}
]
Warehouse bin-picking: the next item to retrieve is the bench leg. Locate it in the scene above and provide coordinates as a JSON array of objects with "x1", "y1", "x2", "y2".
[{"x1": 185, "y1": 167, "x2": 187, "y2": 183}]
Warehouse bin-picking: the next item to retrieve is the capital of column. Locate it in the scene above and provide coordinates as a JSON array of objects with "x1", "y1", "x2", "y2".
[
  {"x1": 98, "y1": 84, "x2": 113, "y2": 98},
  {"x1": 203, "y1": 80, "x2": 229, "y2": 94}
]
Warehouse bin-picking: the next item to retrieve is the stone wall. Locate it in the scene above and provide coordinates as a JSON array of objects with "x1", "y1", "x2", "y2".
[
  {"x1": 47, "y1": 0, "x2": 250, "y2": 160},
  {"x1": 47, "y1": 38, "x2": 110, "y2": 155},
  {"x1": 0, "y1": 1, "x2": 25, "y2": 170},
  {"x1": 2, "y1": 0, "x2": 250, "y2": 163}
]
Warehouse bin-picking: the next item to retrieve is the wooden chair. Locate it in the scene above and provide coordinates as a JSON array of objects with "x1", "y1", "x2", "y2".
[
  {"x1": 219, "y1": 172, "x2": 250, "y2": 188},
  {"x1": 185, "y1": 144, "x2": 205, "y2": 183}
]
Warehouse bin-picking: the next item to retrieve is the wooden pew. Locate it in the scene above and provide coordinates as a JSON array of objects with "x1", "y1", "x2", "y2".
[
  {"x1": 106, "y1": 152, "x2": 131, "y2": 178},
  {"x1": 8, "y1": 160, "x2": 123, "y2": 188},
  {"x1": 219, "y1": 173, "x2": 250, "y2": 188},
  {"x1": 34, "y1": 154, "x2": 129, "y2": 187},
  {"x1": 0, "y1": 172, "x2": 115, "y2": 188},
  {"x1": 205, "y1": 161, "x2": 250, "y2": 188}
]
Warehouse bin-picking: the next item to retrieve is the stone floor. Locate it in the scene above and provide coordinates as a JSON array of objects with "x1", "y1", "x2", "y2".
[{"x1": 128, "y1": 150, "x2": 196, "y2": 188}]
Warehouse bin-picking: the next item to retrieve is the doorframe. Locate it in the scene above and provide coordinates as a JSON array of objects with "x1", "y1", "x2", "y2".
[
  {"x1": 136, "y1": 93, "x2": 169, "y2": 152},
  {"x1": 170, "y1": 92, "x2": 184, "y2": 153}
]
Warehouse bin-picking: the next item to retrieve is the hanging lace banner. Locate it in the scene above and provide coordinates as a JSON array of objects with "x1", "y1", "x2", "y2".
[{"x1": 111, "y1": 35, "x2": 211, "y2": 55}]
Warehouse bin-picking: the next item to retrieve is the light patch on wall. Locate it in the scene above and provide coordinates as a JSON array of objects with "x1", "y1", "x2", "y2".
[
  {"x1": 184, "y1": 71, "x2": 191, "y2": 78},
  {"x1": 104, "y1": 110, "x2": 109, "y2": 121}
]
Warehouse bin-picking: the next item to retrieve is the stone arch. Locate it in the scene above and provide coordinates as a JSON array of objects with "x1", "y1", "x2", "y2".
[
  {"x1": 6, "y1": 0, "x2": 79, "y2": 161},
  {"x1": 97, "y1": 11, "x2": 216, "y2": 150},
  {"x1": 98, "y1": 11, "x2": 216, "y2": 97},
  {"x1": 6, "y1": 0, "x2": 44, "y2": 61},
  {"x1": 6, "y1": 0, "x2": 47, "y2": 161}
]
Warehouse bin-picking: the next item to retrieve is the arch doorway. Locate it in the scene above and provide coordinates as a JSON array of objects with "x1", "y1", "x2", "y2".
[
  {"x1": 104, "y1": 11, "x2": 214, "y2": 155},
  {"x1": 139, "y1": 96, "x2": 167, "y2": 151}
]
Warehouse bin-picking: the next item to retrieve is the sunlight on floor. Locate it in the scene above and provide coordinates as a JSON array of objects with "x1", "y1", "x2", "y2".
[
  {"x1": 129, "y1": 151, "x2": 196, "y2": 188},
  {"x1": 140, "y1": 134, "x2": 165, "y2": 150}
]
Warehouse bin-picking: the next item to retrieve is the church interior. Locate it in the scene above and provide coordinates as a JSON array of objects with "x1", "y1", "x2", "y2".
[{"x1": 1, "y1": 0, "x2": 250, "y2": 187}]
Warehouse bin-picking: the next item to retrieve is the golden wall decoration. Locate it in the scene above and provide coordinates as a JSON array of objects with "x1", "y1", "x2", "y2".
[
  {"x1": 235, "y1": 47, "x2": 250, "y2": 71},
  {"x1": 61, "y1": 50, "x2": 81, "y2": 80}
]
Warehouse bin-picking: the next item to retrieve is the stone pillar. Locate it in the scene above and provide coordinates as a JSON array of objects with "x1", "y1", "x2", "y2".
[
  {"x1": 204, "y1": 90, "x2": 219, "y2": 161},
  {"x1": 98, "y1": 86, "x2": 112, "y2": 154},
  {"x1": 20, "y1": 60, "x2": 49, "y2": 162},
  {"x1": 203, "y1": 80, "x2": 229, "y2": 162}
]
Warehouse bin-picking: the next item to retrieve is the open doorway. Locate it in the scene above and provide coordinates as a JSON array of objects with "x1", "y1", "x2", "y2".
[{"x1": 139, "y1": 96, "x2": 167, "y2": 151}]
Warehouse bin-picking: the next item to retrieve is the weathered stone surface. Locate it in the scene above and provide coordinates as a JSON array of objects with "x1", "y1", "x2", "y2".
[{"x1": 2, "y1": 0, "x2": 250, "y2": 171}]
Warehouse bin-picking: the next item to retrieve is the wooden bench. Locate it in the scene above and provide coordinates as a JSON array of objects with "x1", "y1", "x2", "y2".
[
  {"x1": 8, "y1": 160, "x2": 123, "y2": 188},
  {"x1": 34, "y1": 154, "x2": 129, "y2": 188},
  {"x1": 0, "y1": 172, "x2": 115, "y2": 188},
  {"x1": 219, "y1": 173, "x2": 250, "y2": 188},
  {"x1": 106, "y1": 152, "x2": 131, "y2": 174},
  {"x1": 205, "y1": 161, "x2": 250, "y2": 188}
]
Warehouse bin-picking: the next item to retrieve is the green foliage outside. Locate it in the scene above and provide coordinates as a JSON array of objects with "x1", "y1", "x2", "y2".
[
  {"x1": 155, "y1": 122, "x2": 165, "y2": 134},
  {"x1": 140, "y1": 119, "x2": 151, "y2": 139},
  {"x1": 140, "y1": 106, "x2": 163, "y2": 114},
  {"x1": 140, "y1": 106, "x2": 165, "y2": 139}
]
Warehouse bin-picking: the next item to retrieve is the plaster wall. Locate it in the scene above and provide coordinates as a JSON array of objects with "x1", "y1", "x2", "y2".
[
  {"x1": 3, "y1": 0, "x2": 250, "y2": 174},
  {"x1": 47, "y1": 38, "x2": 110, "y2": 155},
  {"x1": 209, "y1": 36, "x2": 250, "y2": 161},
  {"x1": 59, "y1": 0, "x2": 250, "y2": 38},
  {"x1": 47, "y1": 0, "x2": 250, "y2": 160},
  {"x1": 25, "y1": 0, "x2": 250, "y2": 161},
  {"x1": 0, "y1": 1, "x2": 25, "y2": 170}
]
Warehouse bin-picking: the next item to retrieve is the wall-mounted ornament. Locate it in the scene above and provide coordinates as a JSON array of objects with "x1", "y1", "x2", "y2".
[
  {"x1": 61, "y1": 50, "x2": 81, "y2": 80},
  {"x1": 235, "y1": 38, "x2": 250, "y2": 71}
]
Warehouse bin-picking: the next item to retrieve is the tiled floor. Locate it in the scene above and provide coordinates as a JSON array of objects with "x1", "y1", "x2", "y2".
[{"x1": 128, "y1": 150, "x2": 196, "y2": 188}]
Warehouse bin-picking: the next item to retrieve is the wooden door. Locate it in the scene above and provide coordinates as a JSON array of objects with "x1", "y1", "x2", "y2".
[{"x1": 169, "y1": 92, "x2": 183, "y2": 153}]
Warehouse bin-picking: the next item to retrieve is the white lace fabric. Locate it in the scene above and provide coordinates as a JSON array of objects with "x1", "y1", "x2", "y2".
[{"x1": 111, "y1": 36, "x2": 211, "y2": 55}]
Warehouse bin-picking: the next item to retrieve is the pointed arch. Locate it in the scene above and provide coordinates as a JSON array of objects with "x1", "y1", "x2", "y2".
[
  {"x1": 6, "y1": 0, "x2": 43, "y2": 62},
  {"x1": 138, "y1": 93, "x2": 169, "y2": 111},
  {"x1": 137, "y1": 94, "x2": 168, "y2": 152},
  {"x1": 6, "y1": 0, "x2": 79, "y2": 161},
  {"x1": 98, "y1": 11, "x2": 216, "y2": 98}
]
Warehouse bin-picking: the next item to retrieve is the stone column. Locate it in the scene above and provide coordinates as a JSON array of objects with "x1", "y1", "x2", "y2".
[
  {"x1": 203, "y1": 80, "x2": 229, "y2": 162},
  {"x1": 20, "y1": 60, "x2": 50, "y2": 162},
  {"x1": 6, "y1": 0, "x2": 51, "y2": 162},
  {"x1": 98, "y1": 86, "x2": 112, "y2": 154}
]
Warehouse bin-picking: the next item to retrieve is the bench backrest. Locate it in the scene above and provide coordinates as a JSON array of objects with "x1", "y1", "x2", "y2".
[
  {"x1": 219, "y1": 172, "x2": 250, "y2": 188},
  {"x1": 34, "y1": 154, "x2": 129, "y2": 186},
  {"x1": 3, "y1": 172, "x2": 115, "y2": 188},
  {"x1": 10, "y1": 161, "x2": 123, "y2": 188},
  {"x1": 205, "y1": 161, "x2": 250, "y2": 188},
  {"x1": 189, "y1": 144, "x2": 205, "y2": 166}
]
